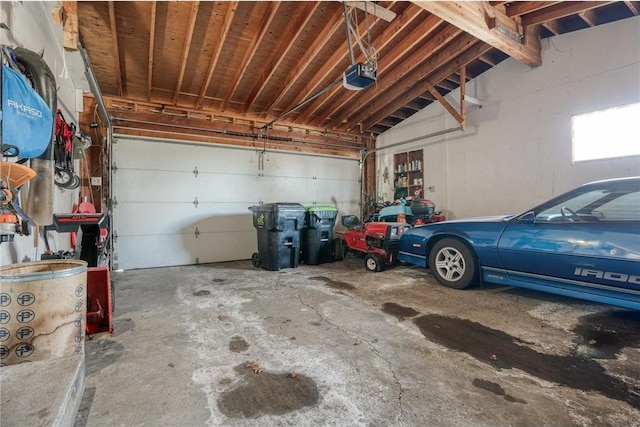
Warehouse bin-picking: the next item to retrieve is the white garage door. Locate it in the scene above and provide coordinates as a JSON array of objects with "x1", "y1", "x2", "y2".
[{"x1": 112, "y1": 135, "x2": 360, "y2": 270}]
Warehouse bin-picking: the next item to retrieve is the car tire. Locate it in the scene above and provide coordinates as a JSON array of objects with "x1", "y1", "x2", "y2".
[
  {"x1": 364, "y1": 254, "x2": 384, "y2": 272},
  {"x1": 429, "y1": 238, "x2": 477, "y2": 289}
]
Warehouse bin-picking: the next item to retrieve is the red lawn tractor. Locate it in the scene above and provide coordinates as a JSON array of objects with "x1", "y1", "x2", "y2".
[{"x1": 333, "y1": 216, "x2": 411, "y2": 272}]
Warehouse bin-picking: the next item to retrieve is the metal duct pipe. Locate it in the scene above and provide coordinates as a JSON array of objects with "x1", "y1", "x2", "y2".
[
  {"x1": 78, "y1": 45, "x2": 111, "y2": 128},
  {"x1": 14, "y1": 47, "x2": 57, "y2": 226}
]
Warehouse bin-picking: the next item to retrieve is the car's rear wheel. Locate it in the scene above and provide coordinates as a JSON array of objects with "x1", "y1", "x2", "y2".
[
  {"x1": 429, "y1": 238, "x2": 476, "y2": 289},
  {"x1": 364, "y1": 254, "x2": 384, "y2": 272}
]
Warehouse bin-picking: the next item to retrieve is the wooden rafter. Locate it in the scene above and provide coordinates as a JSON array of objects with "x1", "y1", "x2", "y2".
[
  {"x1": 625, "y1": 1, "x2": 640, "y2": 15},
  {"x1": 478, "y1": 53, "x2": 496, "y2": 66},
  {"x1": 414, "y1": 1, "x2": 542, "y2": 67},
  {"x1": 336, "y1": 25, "x2": 464, "y2": 131},
  {"x1": 172, "y1": 1, "x2": 200, "y2": 105},
  {"x1": 62, "y1": 1, "x2": 79, "y2": 51},
  {"x1": 302, "y1": 4, "x2": 428, "y2": 127},
  {"x1": 263, "y1": 6, "x2": 345, "y2": 116},
  {"x1": 243, "y1": 1, "x2": 320, "y2": 112},
  {"x1": 358, "y1": 40, "x2": 491, "y2": 132},
  {"x1": 521, "y1": 1, "x2": 613, "y2": 26},
  {"x1": 108, "y1": 1, "x2": 123, "y2": 97},
  {"x1": 505, "y1": 1, "x2": 560, "y2": 17},
  {"x1": 349, "y1": 1, "x2": 397, "y2": 22},
  {"x1": 147, "y1": 2, "x2": 157, "y2": 101},
  {"x1": 221, "y1": 2, "x2": 277, "y2": 111},
  {"x1": 579, "y1": 9, "x2": 599, "y2": 27},
  {"x1": 425, "y1": 81, "x2": 463, "y2": 126},
  {"x1": 197, "y1": 2, "x2": 237, "y2": 109},
  {"x1": 459, "y1": 66, "x2": 466, "y2": 129},
  {"x1": 547, "y1": 20, "x2": 565, "y2": 35},
  {"x1": 275, "y1": 2, "x2": 392, "y2": 123}
]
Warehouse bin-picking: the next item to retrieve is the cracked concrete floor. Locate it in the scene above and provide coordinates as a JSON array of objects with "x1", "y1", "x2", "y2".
[{"x1": 75, "y1": 257, "x2": 640, "y2": 427}]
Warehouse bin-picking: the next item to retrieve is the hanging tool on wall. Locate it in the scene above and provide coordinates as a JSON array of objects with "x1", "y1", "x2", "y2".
[
  {"x1": 53, "y1": 109, "x2": 81, "y2": 189},
  {"x1": 0, "y1": 162, "x2": 36, "y2": 242}
]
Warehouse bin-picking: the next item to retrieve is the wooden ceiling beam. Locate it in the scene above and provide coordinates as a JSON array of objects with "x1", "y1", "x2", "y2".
[
  {"x1": 478, "y1": 53, "x2": 496, "y2": 66},
  {"x1": 357, "y1": 40, "x2": 491, "y2": 133},
  {"x1": 197, "y1": 1, "x2": 238, "y2": 109},
  {"x1": 542, "y1": 20, "x2": 563, "y2": 36},
  {"x1": 220, "y1": 2, "x2": 276, "y2": 111},
  {"x1": 521, "y1": 1, "x2": 613, "y2": 25},
  {"x1": 147, "y1": 2, "x2": 157, "y2": 101},
  {"x1": 172, "y1": 1, "x2": 200, "y2": 105},
  {"x1": 303, "y1": 4, "x2": 429, "y2": 127},
  {"x1": 348, "y1": 1, "x2": 397, "y2": 22},
  {"x1": 504, "y1": 1, "x2": 560, "y2": 17},
  {"x1": 426, "y1": 81, "x2": 463, "y2": 126},
  {"x1": 263, "y1": 6, "x2": 346, "y2": 116},
  {"x1": 413, "y1": 1, "x2": 542, "y2": 67},
  {"x1": 62, "y1": 1, "x2": 79, "y2": 51},
  {"x1": 624, "y1": 1, "x2": 640, "y2": 15},
  {"x1": 108, "y1": 109, "x2": 368, "y2": 152},
  {"x1": 459, "y1": 66, "x2": 466, "y2": 129},
  {"x1": 334, "y1": 25, "x2": 463, "y2": 130},
  {"x1": 579, "y1": 9, "x2": 599, "y2": 27},
  {"x1": 243, "y1": 1, "x2": 321, "y2": 113},
  {"x1": 108, "y1": 1, "x2": 123, "y2": 97},
  {"x1": 275, "y1": 2, "x2": 393, "y2": 124}
]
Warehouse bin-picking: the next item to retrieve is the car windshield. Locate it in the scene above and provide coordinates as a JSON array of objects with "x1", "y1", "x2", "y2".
[{"x1": 534, "y1": 183, "x2": 640, "y2": 222}]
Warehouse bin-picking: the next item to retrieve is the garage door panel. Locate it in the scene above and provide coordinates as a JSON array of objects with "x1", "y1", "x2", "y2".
[
  {"x1": 116, "y1": 203, "x2": 254, "y2": 236},
  {"x1": 115, "y1": 169, "x2": 196, "y2": 203},
  {"x1": 116, "y1": 234, "x2": 197, "y2": 270},
  {"x1": 197, "y1": 230, "x2": 257, "y2": 264},
  {"x1": 191, "y1": 174, "x2": 260, "y2": 203},
  {"x1": 194, "y1": 148, "x2": 260, "y2": 174},
  {"x1": 114, "y1": 139, "x2": 201, "y2": 171},
  {"x1": 114, "y1": 134, "x2": 360, "y2": 269}
]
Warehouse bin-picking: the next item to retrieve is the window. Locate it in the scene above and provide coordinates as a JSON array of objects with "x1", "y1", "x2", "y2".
[
  {"x1": 572, "y1": 102, "x2": 640, "y2": 162},
  {"x1": 535, "y1": 185, "x2": 640, "y2": 222}
]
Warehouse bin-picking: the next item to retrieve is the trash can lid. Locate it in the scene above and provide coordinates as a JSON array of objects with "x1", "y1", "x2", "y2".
[
  {"x1": 249, "y1": 202, "x2": 305, "y2": 212},
  {"x1": 306, "y1": 205, "x2": 338, "y2": 212}
]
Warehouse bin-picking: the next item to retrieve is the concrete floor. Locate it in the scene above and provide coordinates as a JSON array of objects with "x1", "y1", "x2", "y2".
[{"x1": 75, "y1": 256, "x2": 640, "y2": 427}]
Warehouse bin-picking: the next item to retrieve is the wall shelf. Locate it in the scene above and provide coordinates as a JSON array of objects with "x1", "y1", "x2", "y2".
[{"x1": 393, "y1": 149, "x2": 423, "y2": 200}]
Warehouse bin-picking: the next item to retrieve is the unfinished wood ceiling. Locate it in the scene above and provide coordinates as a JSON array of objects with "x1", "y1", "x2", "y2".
[{"x1": 77, "y1": 1, "x2": 638, "y2": 152}]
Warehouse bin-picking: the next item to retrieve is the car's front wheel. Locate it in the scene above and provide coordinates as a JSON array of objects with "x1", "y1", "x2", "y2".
[{"x1": 429, "y1": 238, "x2": 477, "y2": 289}]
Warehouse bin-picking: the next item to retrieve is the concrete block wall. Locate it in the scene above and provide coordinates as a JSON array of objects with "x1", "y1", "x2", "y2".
[{"x1": 376, "y1": 17, "x2": 640, "y2": 219}]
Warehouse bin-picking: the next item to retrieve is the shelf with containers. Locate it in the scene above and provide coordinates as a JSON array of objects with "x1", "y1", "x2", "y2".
[{"x1": 393, "y1": 149, "x2": 423, "y2": 200}]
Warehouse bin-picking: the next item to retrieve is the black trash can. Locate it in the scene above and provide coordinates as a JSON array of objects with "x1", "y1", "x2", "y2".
[
  {"x1": 302, "y1": 206, "x2": 338, "y2": 265},
  {"x1": 249, "y1": 203, "x2": 306, "y2": 271}
]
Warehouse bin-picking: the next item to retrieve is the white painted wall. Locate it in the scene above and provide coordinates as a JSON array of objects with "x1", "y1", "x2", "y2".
[
  {"x1": 1, "y1": 1, "x2": 88, "y2": 266},
  {"x1": 377, "y1": 17, "x2": 640, "y2": 220}
]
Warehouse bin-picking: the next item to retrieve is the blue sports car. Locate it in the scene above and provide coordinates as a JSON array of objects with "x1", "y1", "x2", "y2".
[{"x1": 398, "y1": 177, "x2": 640, "y2": 310}]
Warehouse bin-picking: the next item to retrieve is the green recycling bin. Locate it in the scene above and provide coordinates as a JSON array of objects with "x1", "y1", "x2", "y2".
[
  {"x1": 249, "y1": 203, "x2": 306, "y2": 271},
  {"x1": 302, "y1": 205, "x2": 338, "y2": 265}
]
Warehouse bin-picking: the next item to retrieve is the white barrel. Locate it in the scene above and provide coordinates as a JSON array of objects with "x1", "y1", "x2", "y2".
[{"x1": 0, "y1": 260, "x2": 87, "y2": 366}]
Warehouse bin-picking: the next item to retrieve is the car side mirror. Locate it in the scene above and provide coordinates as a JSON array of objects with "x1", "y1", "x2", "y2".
[{"x1": 519, "y1": 211, "x2": 536, "y2": 224}]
